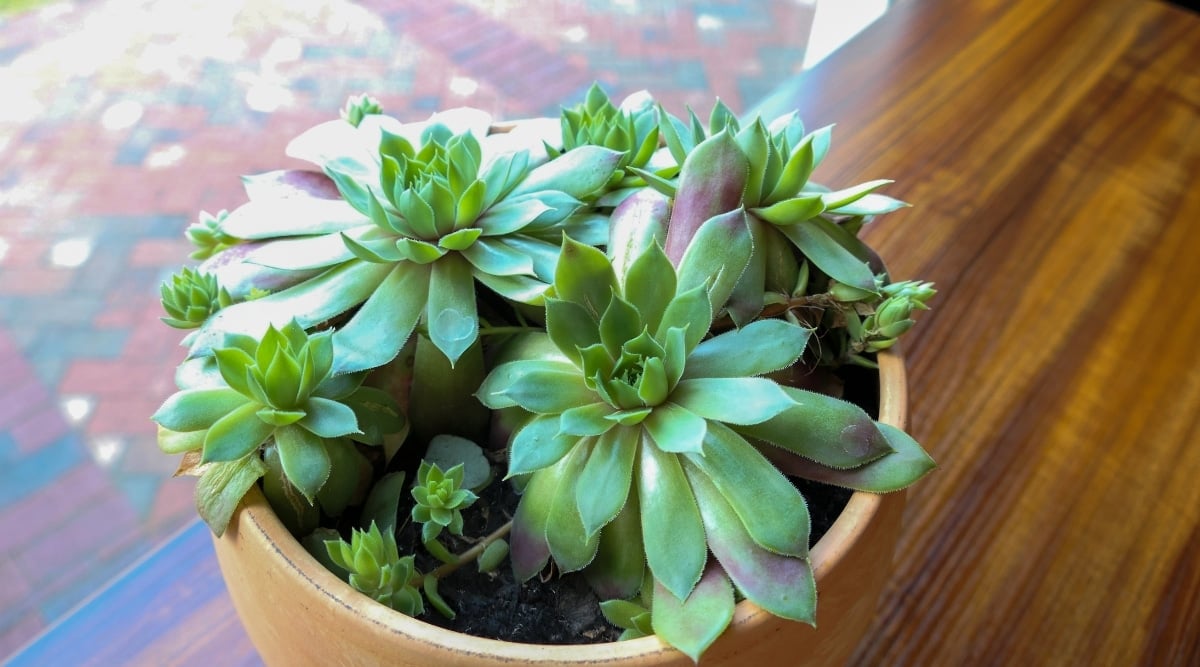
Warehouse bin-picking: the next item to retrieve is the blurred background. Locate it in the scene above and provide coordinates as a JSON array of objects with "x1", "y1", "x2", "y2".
[{"x1": 0, "y1": 0, "x2": 889, "y2": 656}]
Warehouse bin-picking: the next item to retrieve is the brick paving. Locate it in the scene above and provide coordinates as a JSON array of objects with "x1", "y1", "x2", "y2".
[{"x1": 0, "y1": 0, "x2": 848, "y2": 656}]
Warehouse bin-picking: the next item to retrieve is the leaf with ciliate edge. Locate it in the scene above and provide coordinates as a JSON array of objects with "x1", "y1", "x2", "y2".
[
  {"x1": 246, "y1": 229, "x2": 365, "y2": 271},
  {"x1": 575, "y1": 425, "x2": 639, "y2": 537},
  {"x1": 683, "y1": 318, "x2": 810, "y2": 380},
  {"x1": 751, "y1": 195, "x2": 825, "y2": 225},
  {"x1": 427, "y1": 254, "x2": 479, "y2": 366},
  {"x1": 505, "y1": 447, "x2": 563, "y2": 565},
  {"x1": 553, "y1": 237, "x2": 618, "y2": 320},
  {"x1": 331, "y1": 262, "x2": 431, "y2": 375},
  {"x1": 545, "y1": 444, "x2": 600, "y2": 573},
  {"x1": 477, "y1": 359, "x2": 596, "y2": 414},
  {"x1": 622, "y1": 241, "x2": 676, "y2": 333},
  {"x1": 777, "y1": 218, "x2": 877, "y2": 291},
  {"x1": 202, "y1": 402, "x2": 275, "y2": 463},
  {"x1": 494, "y1": 235, "x2": 560, "y2": 282},
  {"x1": 733, "y1": 386, "x2": 892, "y2": 469},
  {"x1": 764, "y1": 136, "x2": 815, "y2": 204},
  {"x1": 195, "y1": 454, "x2": 268, "y2": 537},
  {"x1": 476, "y1": 196, "x2": 551, "y2": 236},
  {"x1": 771, "y1": 421, "x2": 936, "y2": 492},
  {"x1": 545, "y1": 297, "x2": 603, "y2": 365},
  {"x1": 509, "y1": 145, "x2": 623, "y2": 200},
  {"x1": 506, "y1": 414, "x2": 578, "y2": 477},
  {"x1": 664, "y1": 130, "x2": 748, "y2": 265},
  {"x1": 828, "y1": 192, "x2": 909, "y2": 216},
  {"x1": 274, "y1": 424, "x2": 332, "y2": 503},
  {"x1": 684, "y1": 463, "x2": 816, "y2": 624},
  {"x1": 461, "y1": 238, "x2": 536, "y2": 277},
  {"x1": 820, "y1": 179, "x2": 894, "y2": 210},
  {"x1": 637, "y1": 433, "x2": 707, "y2": 601},
  {"x1": 152, "y1": 387, "x2": 248, "y2": 433},
  {"x1": 642, "y1": 403, "x2": 706, "y2": 454},
  {"x1": 607, "y1": 189, "x2": 671, "y2": 281},
  {"x1": 558, "y1": 402, "x2": 618, "y2": 437},
  {"x1": 656, "y1": 285, "x2": 711, "y2": 353},
  {"x1": 651, "y1": 563, "x2": 735, "y2": 663},
  {"x1": 685, "y1": 422, "x2": 809, "y2": 557},
  {"x1": 674, "y1": 208, "x2": 753, "y2": 314},
  {"x1": 670, "y1": 377, "x2": 795, "y2": 426},
  {"x1": 316, "y1": 436, "x2": 369, "y2": 517},
  {"x1": 298, "y1": 397, "x2": 360, "y2": 438},
  {"x1": 583, "y1": 494, "x2": 645, "y2": 601},
  {"x1": 472, "y1": 271, "x2": 549, "y2": 305},
  {"x1": 190, "y1": 260, "x2": 393, "y2": 358},
  {"x1": 598, "y1": 293, "x2": 642, "y2": 357}
]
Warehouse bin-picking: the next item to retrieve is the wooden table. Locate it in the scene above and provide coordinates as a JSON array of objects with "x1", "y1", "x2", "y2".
[{"x1": 11, "y1": 0, "x2": 1200, "y2": 664}]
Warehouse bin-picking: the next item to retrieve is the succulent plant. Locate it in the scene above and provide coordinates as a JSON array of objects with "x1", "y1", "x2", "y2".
[
  {"x1": 160, "y1": 267, "x2": 233, "y2": 329},
  {"x1": 341, "y1": 93, "x2": 384, "y2": 128},
  {"x1": 152, "y1": 320, "x2": 403, "y2": 531},
  {"x1": 326, "y1": 521, "x2": 425, "y2": 616},
  {"x1": 185, "y1": 209, "x2": 238, "y2": 260},
  {"x1": 154, "y1": 86, "x2": 937, "y2": 662},
  {"x1": 186, "y1": 106, "x2": 623, "y2": 373},
  {"x1": 553, "y1": 83, "x2": 661, "y2": 192},
  {"x1": 411, "y1": 461, "x2": 478, "y2": 543}
]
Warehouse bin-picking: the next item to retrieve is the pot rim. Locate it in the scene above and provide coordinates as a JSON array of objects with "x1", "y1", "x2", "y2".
[{"x1": 229, "y1": 347, "x2": 906, "y2": 662}]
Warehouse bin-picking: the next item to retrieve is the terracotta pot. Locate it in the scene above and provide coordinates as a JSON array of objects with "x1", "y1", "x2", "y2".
[{"x1": 212, "y1": 349, "x2": 909, "y2": 666}]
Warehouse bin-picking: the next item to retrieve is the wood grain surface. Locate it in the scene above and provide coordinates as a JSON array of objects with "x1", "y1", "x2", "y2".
[{"x1": 11, "y1": 0, "x2": 1200, "y2": 665}]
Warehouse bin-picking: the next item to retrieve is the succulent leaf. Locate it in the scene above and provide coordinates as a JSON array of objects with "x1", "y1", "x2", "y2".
[
  {"x1": 685, "y1": 422, "x2": 809, "y2": 557},
  {"x1": 576, "y1": 425, "x2": 639, "y2": 537},
  {"x1": 195, "y1": 454, "x2": 268, "y2": 537},
  {"x1": 651, "y1": 563, "x2": 735, "y2": 663},
  {"x1": 683, "y1": 318, "x2": 810, "y2": 379},
  {"x1": 686, "y1": 465, "x2": 815, "y2": 623},
  {"x1": 735, "y1": 386, "x2": 893, "y2": 469},
  {"x1": 637, "y1": 433, "x2": 707, "y2": 600}
]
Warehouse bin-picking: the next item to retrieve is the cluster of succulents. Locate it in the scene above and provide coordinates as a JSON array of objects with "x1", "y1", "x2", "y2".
[{"x1": 153, "y1": 84, "x2": 935, "y2": 661}]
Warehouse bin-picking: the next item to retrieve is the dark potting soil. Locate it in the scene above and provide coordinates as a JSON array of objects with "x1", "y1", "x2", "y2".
[{"x1": 395, "y1": 463, "x2": 853, "y2": 644}]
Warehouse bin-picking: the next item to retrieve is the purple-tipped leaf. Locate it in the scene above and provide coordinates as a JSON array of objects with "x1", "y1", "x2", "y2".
[
  {"x1": 608, "y1": 189, "x2": 671, "y2": 279},
  {"x1": 767, "y1": 421, "x2": 935, "y2": 492},
  {"x1": 242, "y1": 169, "x2": 342, "y2": 201},
  {"x1": 684, "y1": 462, "x2": 816, "y2": 623},
  {"x1": 733, "y1": 386, "x2": 892, "y2": 470},
  {"x1": 664, "y1": 130, "x2": 748, "y2": 265},
  {"x1": 685, "y1": 422, "x2": 809, "y2": 557}
]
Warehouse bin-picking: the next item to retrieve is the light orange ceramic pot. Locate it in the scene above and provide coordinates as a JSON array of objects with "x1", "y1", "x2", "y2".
[{"x1": 212, "y1": 349, "x2": 909, "y2": 666}]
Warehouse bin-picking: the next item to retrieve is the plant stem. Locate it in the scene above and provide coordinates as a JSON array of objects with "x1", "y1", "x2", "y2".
[{"x1": 428, "y1": 520, "x2": 513, "y2": 580}]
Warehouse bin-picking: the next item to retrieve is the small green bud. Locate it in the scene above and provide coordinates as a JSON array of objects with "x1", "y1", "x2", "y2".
[
  {"x1": 341, "y1": 93, "x2": 383, "y2": 127},
  {"x1": 874, "y1": 297, "x2": 913, "y2": 329},
  {"x1": 185, "y1": 210, "x2": 237, "y2": 260},
  {"x1": 882, "y1": 280, "x2": 936, "y2": 307},
  {"x1": 160, "y1": 267, "x2": 233, "y2": 329}
]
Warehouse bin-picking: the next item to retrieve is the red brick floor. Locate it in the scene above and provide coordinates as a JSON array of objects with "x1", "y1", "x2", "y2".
[{"x1": 0, "y1": 0, "x2": 870, "y2": 656}]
